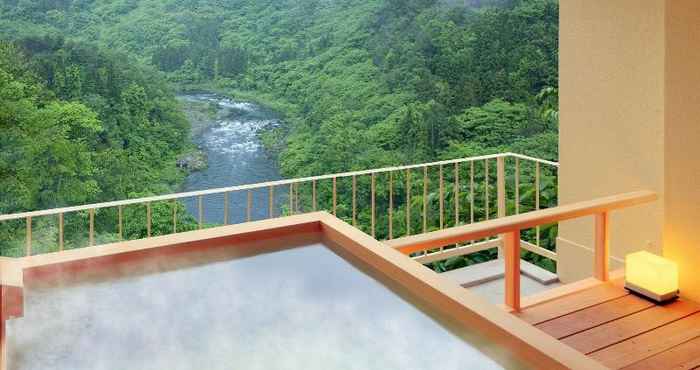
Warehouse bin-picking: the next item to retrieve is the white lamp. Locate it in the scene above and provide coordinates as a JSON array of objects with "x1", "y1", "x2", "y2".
[{"x1": 625, "y1": 251, "x2": 679, "y2": 303}]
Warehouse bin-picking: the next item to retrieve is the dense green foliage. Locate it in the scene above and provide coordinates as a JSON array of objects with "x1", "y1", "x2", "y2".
[
  {"x1": 0, "y1": 38, "x2": 197, "y2": 255},
  {"x1": 0, "y1": 0, "x2": 559, "y2": 269},
  {"x1": 0, "y1": 0, "x2": 558, "y2": 165}
]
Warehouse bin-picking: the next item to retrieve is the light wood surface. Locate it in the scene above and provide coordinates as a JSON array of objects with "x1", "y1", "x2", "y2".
[
  {"x1": 620, "y1": 334, "x2": 700, "y2": 370},
  {"x1": 562, "y1": 300, "x2": 700, "y2": 354},
  {"x1": 536, "y1": 294, "x2": 654, "y2": 339},
  {"x1": 592, "y1": 312, "x2": 700, "y2": 369},
  {"x1": 515, "y1": 276, "x2": 700, "y2": 369},
  {"x1": 515, "y1": 279, "x2": 629, "y2": 325}
]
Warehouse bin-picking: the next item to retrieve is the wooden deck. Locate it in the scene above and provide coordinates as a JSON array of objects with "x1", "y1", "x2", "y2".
[{"x1": 514, "y1": 277, "x2": 700, "y2": 369}]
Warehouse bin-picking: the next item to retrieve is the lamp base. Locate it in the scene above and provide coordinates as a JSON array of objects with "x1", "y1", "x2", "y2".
[{"x1": 625, "y1": 282, "x2": 679, "y2": 303}]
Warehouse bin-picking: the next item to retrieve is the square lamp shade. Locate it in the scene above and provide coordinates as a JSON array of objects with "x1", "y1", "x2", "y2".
[{"x1": 625, "y1": 251, "x2": 679, "y2": 303}]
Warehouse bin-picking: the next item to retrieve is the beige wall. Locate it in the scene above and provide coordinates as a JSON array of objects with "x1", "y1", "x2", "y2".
[
  {"x1": 559, "y1": 0, "x2": 700, "y2": 301},
  {"x1": 558, "y1": 0, "x2": 666, "y2": 283},
  {"x1": 664, "y1": 0, "x2": 700, "y2": 302}
]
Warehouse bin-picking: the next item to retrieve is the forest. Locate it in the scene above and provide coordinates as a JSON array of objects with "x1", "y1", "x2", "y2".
[{"x1": 0, "y1": 0, "x2": 559, "y2": 270}]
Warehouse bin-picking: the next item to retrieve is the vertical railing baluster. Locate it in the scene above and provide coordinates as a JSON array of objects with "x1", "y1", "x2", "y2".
[
  {"x1": 371, "y1": 173, "x2": 376, "y2": 237},
  {"x1": 352, "y1": 175, "x2": 357, "y2": 226},
  {"x1": 332, "y1": 177, "x2": 337, "y2": 216},
  {"x1": 268, "y1": 186, "x2": 274, "y2": 218},
  {"x1": 224, "y1": 192, "x2": 230, "y2": 225},
  {"x1": 312, "y1": 180, "x2": 317, "y2": 211},
  {"x1": 454, "y1": 162, "x2": 459, "y2": 226},
  {"x1": 485, "y1": 159, "x2": 490, "y2": 221},
  {"x1": 470, "y1": 161, "x2": 475, "y2": 225},
  {"x1": 90, "y1": 208, "x2": 96, "y2": 245},
  {"x1": 118, "y1": 205, "x2": 123, "y2": 240},
  {"x1": 145, "y1": 203, "x2": 151, "y2": 238},
  {"x1": 388, "y1": 171, "x2": 393, "y2": 240},
  {"x1": 247, "y1": 190, "x2": 253, "y2": 222},
  {"x1": 535, "y1": 162, "x2": 541, "y2": 246},
  {"x1": 58, "y1": 212, "x2": 64, "y2": 251},
  {"x1": 172, "y1": 200, "x2": 178, "y2": 234},
  {"x1": 405, "y1": 169, "x2": 411, "y2": 236},
  {"x1": 289, "y1": 183, "x2": 294, "y2": 215},
  {"x1": 198, "y1": 195, "x2": 204, "y2": 229},
  {"x1": 25, "y1": 216, "x2": 32, "y2": 257},
  {"x1": 515, "y1": 158, "x2": 520, "y2": 215},
  {"x1": 496, "y1": 157, "x2": 506, "y2": 258},
  {"x1": 423, "y1": 166, "x2": 428, "y2": 233},
  {"x1": 295, "y1": 183, "x2": 299, "y2": 213},
  {"x1": 497, "y1": 157, "x2": 506, "y2": 219},
  {"x1": 439, "y1": 164, "x2": 444, "y2": 229}
]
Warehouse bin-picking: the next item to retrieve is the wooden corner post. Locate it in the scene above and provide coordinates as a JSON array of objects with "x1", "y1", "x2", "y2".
[
  {"x1": 504, "y1": 229, "x2": 521, "y2": 311},
  {"x1": 594, "y1": 212, "x2": 610, "y2": 281}
]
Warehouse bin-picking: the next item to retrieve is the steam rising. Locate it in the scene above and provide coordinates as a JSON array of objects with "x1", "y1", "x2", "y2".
[{"x1": 7, "y1": 244, "x2": 526, "y2": 370}]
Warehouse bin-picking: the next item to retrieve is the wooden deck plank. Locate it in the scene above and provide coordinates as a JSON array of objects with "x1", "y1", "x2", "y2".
[
  {"x1": 620, "y1": 335, "x2": 700, "y2": 370},
  {"x1": 590, "y1": 312, "x2": 700, "y2": 369},
  {"x1": 536, "y1": 294, "x2": 655, "y2": 339},
  {"x1": 515, "y1": 282, "x2": 629, "y2": 325},
  {"x1": 562, "y1": 299, "x2": 700, "y2": 354}
]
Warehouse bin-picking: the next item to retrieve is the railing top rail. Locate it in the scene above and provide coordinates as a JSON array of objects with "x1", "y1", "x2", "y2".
[
  {"x1": 385, "y1": 190, "x2": 657, "y2": 254},
  {"x1": 508, "y1": 152, "x2": 560, "y2": 167},
  {"x1": 0, "y1": 152, "x2": 557, "y2": 222}
]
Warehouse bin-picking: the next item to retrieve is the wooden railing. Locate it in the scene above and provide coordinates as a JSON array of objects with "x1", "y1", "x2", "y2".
[
  {"x1": 384, "y1": 190, "x2": 658, "y2": 310},
  {"x1": 0, "y1": 152, "x2": 558, "y2": 259}
]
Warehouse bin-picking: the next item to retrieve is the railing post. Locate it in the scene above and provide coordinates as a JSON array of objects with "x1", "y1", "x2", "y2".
[
  {"x1": 504, "y1": 229, "x2": 521, "y2": 311},
  {"x1": 173, "y1": 201, "x2": 178, "y2": 233},
  {"x1": 388, "y1": 171, "x2": 393, "y2": 240},
  {"x1": 332, "y1": 177, "x2": 337, "y2": 216},
  {"x1": 594, "y1": 212, "x2": 610, "y2": 281},
  {"x1": 198, "y1": 196, "x2": 204, "y2": 229},
  {"x1": 439, "y1": 164, "x2": 444, "y2": 229},
  {"x1": 352, "y1": 175, "x2": 357, "y2": 227},
  {"x1": 224, "y1": 192, "x2": 229, "y2": 225},
  {"x1": 289, "y1": 184, "x2": 294, "y2": 215},
  {"x1": 58, "y1": 213, "x2": 64, "y2": 251},
  {"x1": 423, "y1": 166, "x2": 428, "y2": 233},
  {"x1": 454, "y1": 162, "x2": 460, "y2": 227},
  {"x1": 25, "y1": 216, "x2": 31, "y2": 257},
  {"x1": 405, "y1": 170, "x2": 410, "y2": 236},
  {"x1": 247, "y1": 190, "x2": 252, "y2": 222},
  {"x1": 145, "y1": 204, "x2": 151, "y2": 238},
  {"x1": 514, "y1": 158, "x2": 520, "y2": 215},
  {"x1": 371, "y1": 173, "x2": 376, "y2": 237},
  {"x1": 312, "y1": 180, "x2": 317, "y2": 211},
  {"x1": 90, "y1": 208, "x2": 96, "y2": 245},
  {"x1": 497, "y1": 156, "x2": 506, "y2": 258},
  {"x1": 118, "y1": 205, "x2": 123, "y2": 240},
  {"x1": 268, "y1": 186, "x2": 274, "y2": 218}
]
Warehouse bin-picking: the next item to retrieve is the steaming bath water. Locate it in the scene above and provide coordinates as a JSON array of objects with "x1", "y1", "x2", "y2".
[{"x1": 6, "y1": 243, "x2": 530, "y2": 370}]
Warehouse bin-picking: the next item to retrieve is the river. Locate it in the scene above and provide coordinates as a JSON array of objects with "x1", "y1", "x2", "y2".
[{"x1": 178, "y1": 93, "x2": 283, "y2": 225}]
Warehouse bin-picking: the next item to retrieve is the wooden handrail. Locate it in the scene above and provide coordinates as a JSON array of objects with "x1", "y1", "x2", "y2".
[
  {"x1": 385, "y1": 190, "x2": 657, "y2": 254},
  {"x1": 385, "y1": 190, "x2": 657, "y2": 311}
]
